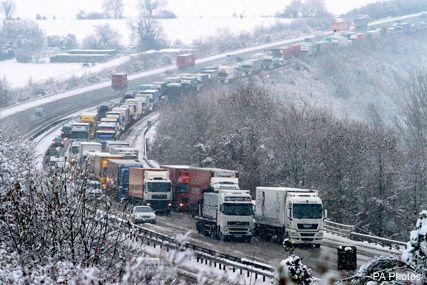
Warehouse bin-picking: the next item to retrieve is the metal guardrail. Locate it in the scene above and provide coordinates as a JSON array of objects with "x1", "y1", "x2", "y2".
[
  {"x1": 324, "y1": 220, "x2": 407, "y2": 251},
  {"x1": 350, "y1": 232, "x2": 407, "y2": 251},
  {"x1": 324, "y1": 220, "x2": 355, "y2": 239},
  {"x1": 109, "y1": 215, "x2": 275, "y2": 283}
]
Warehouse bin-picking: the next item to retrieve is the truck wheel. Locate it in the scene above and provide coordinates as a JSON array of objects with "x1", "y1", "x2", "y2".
[
  {"x1": 215, "y1": 228, "x2": 223, "y2": 241},
  {"x1": 314, "y1": 244, "x2": 321, "y2": 248},
  {"x1": 196, "y1": 221, "x2": 202, "y2": 234}
]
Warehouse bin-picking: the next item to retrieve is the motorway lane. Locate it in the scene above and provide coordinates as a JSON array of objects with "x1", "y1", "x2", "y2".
[
  {"x1": 1, "y1": 11, "x2": 423, "y2": 133},
  {"x1": 121, "y1": 111, "x2": 160, "y2": 164},
  {"x1": 0, "y1": 34, "x2": 317, "y2": 121},
  {"x1": 142, "y1": 211, "x2": 388, "y2": 278}
]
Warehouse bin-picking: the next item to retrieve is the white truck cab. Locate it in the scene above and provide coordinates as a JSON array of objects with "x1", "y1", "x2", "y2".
[
  {"x1": 143, "y1": 170, "x2": 173, "y2": 213},
  {"x1": 196, "y1": 186, "x2": 254, "y2": 242},
  {"x1": 255, "y1": 187, "x2": 325, "y2": 246}
]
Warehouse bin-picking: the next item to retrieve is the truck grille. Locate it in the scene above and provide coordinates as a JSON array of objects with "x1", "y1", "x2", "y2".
[
  {"x1": 300, "y1": 233, "x2": 315, "y2": 237},
  {"x1": 227, "y1": 221, "x2": 250, "y2": 226},
  {"x1": 228, "y1": 228, "x2": 249, "y2": 235},
  {"x1": 152, "y1": 194, "x2": 167, "y2": 199},
  {"x1": 297, "y1": 224, "x2": 318, "y2": 230},
  {"x1": 301, "y1": 238, "x2": 314, "y2": 242}
]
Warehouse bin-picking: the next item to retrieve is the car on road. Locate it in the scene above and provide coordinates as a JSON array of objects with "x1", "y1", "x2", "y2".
[
  {"x1": 87, "y1": 180, "x2": 103, "y2": 197},
  {"x1": 131, "y1": 206, "x2": 156, "y2": 224}
]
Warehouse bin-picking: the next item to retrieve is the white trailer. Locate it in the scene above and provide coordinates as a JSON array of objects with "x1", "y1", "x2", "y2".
[
  {"x1": 125, "y1": 98, "x2": 144, "y2": 118},
  {"x1": 110, "y1": 146, "x2": 139, "y2": 160},
  {"x1": 195, "y1": 189, "x2": 254, "y2": 242},
  {"x1": 79, "y1": 142, "x2": 102, "y2": 162},
  {"x1": 218, "y1": 66, "x2": 238, "y2": 83},
  {"x1": 254, "y1": 187, "x2": 325, "y2": 246},
  {"x1": 105, "y1": 141, "x2": 130, "y2": 153}
]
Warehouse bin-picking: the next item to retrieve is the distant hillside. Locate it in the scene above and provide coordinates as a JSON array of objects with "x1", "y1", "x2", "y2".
[{"x1": 261, "y1": 32, "x2": 427, "y2": 126}]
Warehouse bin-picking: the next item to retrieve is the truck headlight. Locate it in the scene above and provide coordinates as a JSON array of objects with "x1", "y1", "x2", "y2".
[{"x1": 168, "y1": 203, "x2": 172, "y2": 206}]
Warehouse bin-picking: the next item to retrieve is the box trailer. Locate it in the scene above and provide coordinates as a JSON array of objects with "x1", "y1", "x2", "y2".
[
  {"x1": 176, "y1": 53, "x2": 196, "y2": 69},
  {"x1": 107, "y1": 159, "x2": 143, "y2": 199},
  {"x1": 254, "y1": 187, "x2": 325, "y2": 246},
  {"x1": 112, "y1": 73, "x2": 128, "y2": 91},
  {"x1": 188, "y1": 167, "x2": 239, "y2": 210}
]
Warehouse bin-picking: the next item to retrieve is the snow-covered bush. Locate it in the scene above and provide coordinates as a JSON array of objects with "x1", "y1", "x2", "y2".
[
  {"x1": 351, "y1": 256, "x2": 405, "y2": 285},
  {"x1": 275, "y1": 255, "x2": 313, "y2": 285},
  {"x1": 403, "y1": 211, "x2": 427, "y2": 278}
]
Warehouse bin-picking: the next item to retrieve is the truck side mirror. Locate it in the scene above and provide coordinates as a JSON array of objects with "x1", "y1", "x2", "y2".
[
  {"x1": 324, "y1": 209, "x2": 328, "y2": 219},
  {"x1": 287, "y1": 208, "x2": 292, "y2": 220}
]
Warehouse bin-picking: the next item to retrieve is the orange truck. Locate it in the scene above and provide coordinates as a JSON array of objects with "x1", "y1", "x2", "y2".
[
  {"x1": 93, "y1": 153, "x2": 123, "y2": 188},
  {"x1": 79, "y1": 113, "x2": 97, "y2": 139}
]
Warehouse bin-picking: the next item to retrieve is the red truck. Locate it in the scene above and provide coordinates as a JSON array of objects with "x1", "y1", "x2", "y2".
[
  {"x1": 111, "y1": 73, "x2": 128, "y2": 91},
  {"x1": 333, "y1": 19, "x2": 351, "y2": 32},
  {"x1": 188, "y1": 167, "x2": 239, "y2": 211},
  {"x1": 161, "y1": 165, "x2": 191, "y2": 210},
  {"x1": 282, "y1": 45, "x2": 301, "y2": 58},
  {"x1": 176, "y1": 53, "x2": 196, "y2": 69}
]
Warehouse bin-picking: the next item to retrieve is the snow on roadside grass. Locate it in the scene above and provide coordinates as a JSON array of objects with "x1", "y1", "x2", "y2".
[
  {"x1": 122, "y1": 231, "x2": 275, "y2": 285},
  {"x1": 324, "y1": 232, "x2": 403, "y2": 256}
]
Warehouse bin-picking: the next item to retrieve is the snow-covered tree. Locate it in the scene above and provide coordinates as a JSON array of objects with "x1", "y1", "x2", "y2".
[
  {"x1": 275, "y1": 255, "x2": 313, "y2": 285},
  {"x1": 103, "y1": 0, "x2": 124, "y2": 19},
  {"x1": 403, "y1": 211, "x2": 427, "y2": 278},
  {"x1": 1, "y1": 0, "x2": 16, "y2": 20},
  {"x1": 82, "y1": 24, "x2": 122, "y2": 50}
]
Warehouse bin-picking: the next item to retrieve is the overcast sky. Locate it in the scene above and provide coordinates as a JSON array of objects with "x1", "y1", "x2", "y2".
[{"x1": 11, "y1": 0, "x2": 381, "y2": 19}]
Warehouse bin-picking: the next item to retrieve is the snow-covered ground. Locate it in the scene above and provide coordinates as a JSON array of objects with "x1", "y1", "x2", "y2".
[
  {"x1": 12, "y1": 0, "x2": 379, "y2": 20},
  {"x1": 37, "y1": 17, "x2": 291, "y2": 46},
  {"x1": 0, "y1": 54, "x2": 132, "y2": 88},
  {"x1": 1, "y1": 16, "x2": 290, "y2": 88},
  {"x1": 0, "y1": 0, "x2": 381, "y2": 87},
  {"x1": 0, "y1": 60, "x2": 83, "y2": 88}
]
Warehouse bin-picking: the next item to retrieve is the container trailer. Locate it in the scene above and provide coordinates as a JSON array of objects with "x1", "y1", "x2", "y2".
[
  {"x1": 176, "y1": 53, "x2": 196, "y2": 69},
  {"x1": 106, "y1": 159, "x2": 143, "y2": 199},
  {"x1": 79, "y1": 142, "x2": 102, "y2": 163},
  {"x1": 188, "y1": 167, "x2": 239, "y2": 211},
  {"x1": 105, "y1": 141, "x2": 130, "y2": 153},
  {"x1": 111, "y1": 73, "x2": 128, "y2": 91}
]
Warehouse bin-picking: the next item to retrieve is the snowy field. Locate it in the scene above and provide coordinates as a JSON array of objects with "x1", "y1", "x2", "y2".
[
  {"x1": 37, "y1": 17, "x2": 291, "y2": 46},
  {"x1": 12, "y1": 0, "x2": 379, "y2": 19},
  {"x1": 0, "y1": 54, "x2": 132, "y2": 88},
  {"x1": 0, "y1": 0, "x2": 380, "y2": 88}
]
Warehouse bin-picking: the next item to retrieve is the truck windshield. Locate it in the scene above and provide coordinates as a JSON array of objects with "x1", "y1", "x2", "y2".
[
  {"x1": 71, "y1": 132, "x2": 88, "y2": 140},
  {"x1": 71, "y1": 146, "x2": 79, "y2": 154},
  {"x1": 121, "y1": 170, "x2": 129, "y2": 188},
  {"x1": 178, "y1": 184, "x2": 189, "y2": 193},
  {"x1": 293, "y1": 204, "x2": 322, "y2": 219},
  {"x1": 222, "y1": 203, "x2": 253, "y2": 216},
  {"x1": 147, "y1": 182, "x2": 171, "y2": 192}
]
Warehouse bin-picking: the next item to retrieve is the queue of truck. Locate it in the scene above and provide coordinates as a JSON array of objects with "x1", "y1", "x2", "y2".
[{"x1": 42, "y1": 13, "x2": 427, "y2": 247}]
